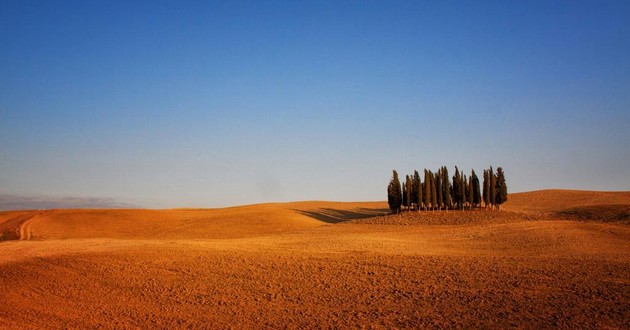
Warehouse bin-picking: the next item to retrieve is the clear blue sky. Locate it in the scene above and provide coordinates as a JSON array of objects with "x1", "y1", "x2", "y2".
[{"x1": 1, "y1": 1, "x2": 629, "y2": 208}]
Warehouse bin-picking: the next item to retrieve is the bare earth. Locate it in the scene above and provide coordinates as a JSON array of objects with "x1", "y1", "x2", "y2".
[{"x1": 0, "y1": 191, "x2": 629, "y2": 329}]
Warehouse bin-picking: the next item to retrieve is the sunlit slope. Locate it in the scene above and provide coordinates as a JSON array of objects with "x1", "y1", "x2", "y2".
[
  {"x1": 504, "y1": 189, "x2": 630, "y2": 214},
  {"x1": 0, "y1": 210, "x2": 36, "y2": 240},
  {"x1": 0, "y1": 196, "x2": 628, "y2": 328},
  {"x1": 3, "y1": 190, "x2": 629, "y2": 242},
  {"x1": 2, "y1": 201, "x2": 387, "y2": 241}
]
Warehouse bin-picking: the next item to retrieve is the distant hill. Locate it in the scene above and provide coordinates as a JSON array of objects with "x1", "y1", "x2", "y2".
[
  {"x1": 504, "y1": 190, "x2": 630, "y2": 223},
  {"x1": 2, "y1": 190, "x2": 629, "y2": 242},
  {"x1": 0, "y1": 194, "x2": 136, "y2": 211},
  {"x1": 504, "y1": 189, "x2": 630, "y2": 213},
  {"x1": 0, "y1": 201, "x2": 386, "y2": 241}
]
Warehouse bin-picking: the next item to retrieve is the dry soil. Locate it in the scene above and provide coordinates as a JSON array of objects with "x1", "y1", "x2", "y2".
[{"x1": 0, "y1": 191, "x2": 628, "y2": 329}]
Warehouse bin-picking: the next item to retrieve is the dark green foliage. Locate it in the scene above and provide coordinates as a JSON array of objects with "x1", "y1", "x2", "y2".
[
  {"x1": 495, "y1": 167, "x2": 508, "y2": 209},
  {"x1": 482, "y1": 170, "x2": 490, "y2": 208},
  {"x1": 441, "y1": 166, "x2": 452, "y2": 209},
  {"x1": 424, "y1": 169, "x2": 432, "y2": 210},
  {"x1": 402, "y1": 180, "x2": 408, "y2": 209},
  {"x1": 435, "y1": 171, "x2": 443, "y2": 210},
  {"x1": 490, "y1": 166, "x2": 497, "y2": 209},
  {"x1": 387, "y1": 170, "x2": 402, "y2": 213},
  {"x1": 387, "y1": 166, "x2": 506, "y2": 213},
  {"x1": 468, "y1": 173, "x2": 474, "y2": 209},
  {"x1": 430, "y1": 171, "x2": 437, "y2": 211},
  {"x1": 452, "y1": 167, "x2": 462, "y2": 210},
  {"x1": 420, "y1": 181, "x2": 425, "y2": 210},
  {"x1": 459, "y1": 173, "x2": 466, "y2": 210},
  {"x1": 413, "y1": 171, "x2": 422, "y2": 210},
  {"x1": 405, "y1": 175, "x2": 412, "y2": 210}
]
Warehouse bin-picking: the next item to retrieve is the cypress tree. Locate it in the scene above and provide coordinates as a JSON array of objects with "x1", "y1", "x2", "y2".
[
  {"x1": 482, "y1": 169, "x2": 489, "y2": 209},
  {"x1": 459, "y1": 171, "x2": 468, "y2": 210},
  {"x1": 468, "y1": 173, "x2": 474, "y2": 210},
  {"x1": 387, "y1": 166, "x2": 508, "y2": 213},
  {"x1": 435, "y1": 171, "x2": 443, "y2": 210},
  {"x1": 495, "y1": 167, "x2": 508, "y2": 210},
  {"x1": 387, "y1": 166, "x2": 506, "y2": 212},
  {"x1": 405, "y1": 175, "x2": 412, "y2": 210},
  {"x1": 452, "y1": 167, "x2": 462, "y2": 210},
  {"x1": 442, "y1": 166, "x2": 452, "y2": 210},
  {"x1": 489, "y1": 166, "x2": 497, "y2": 210},
  {"x1": 471, "y1": 170, "x2": 481, "y2": 208},
  {"x1": 430, "y1": 171, "x2": 437, "y2": 211},
  {"x1": 413, "y1": 171, "x2": 422, "y2": 211},
  {"x1": 424, "y1": 169, "x2": 432, "y2": 211},
  {"x1": 420, "y1": 181, "x2": 425, "y2": 211},
  {"x1": 402, "y1": 179, "x2": 407, "y2": 210},
  {"x1": 387, "y1": 170, "x2": 402, "y2": 214},
  {"x1": 402, "y1": 177, "x2": 408, "y2": 209}
]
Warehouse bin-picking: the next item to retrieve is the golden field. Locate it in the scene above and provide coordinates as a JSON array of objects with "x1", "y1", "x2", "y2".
[{"x1": 0, "y1": 190, "x2": 629, "y2": 328}]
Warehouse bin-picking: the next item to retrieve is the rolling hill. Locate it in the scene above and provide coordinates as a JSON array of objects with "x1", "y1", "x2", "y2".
[{"x1": 0, "y1": 190, "x2": 628, "y2": 328}]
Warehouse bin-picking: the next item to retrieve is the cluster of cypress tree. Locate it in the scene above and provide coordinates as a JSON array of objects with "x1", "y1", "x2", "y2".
[{"x1": 387, "y1": 166, "x2": 507, "y2": 214}]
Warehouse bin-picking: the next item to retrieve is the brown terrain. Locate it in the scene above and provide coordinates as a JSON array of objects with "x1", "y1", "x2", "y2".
[{"x1": 0, "y1": 190, "x2": 629, "y2": 329}]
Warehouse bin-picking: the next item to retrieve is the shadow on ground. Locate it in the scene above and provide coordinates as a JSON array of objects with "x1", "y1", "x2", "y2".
[
  {"x1": 554, "y1": 204, "x2": 630, "y2": 223},
  {"x1": 293, "y1": 207, "x2": 390, "y2": 224}
]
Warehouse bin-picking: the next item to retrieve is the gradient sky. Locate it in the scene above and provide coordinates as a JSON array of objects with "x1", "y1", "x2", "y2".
[{"x1": 1, "y1": 1, "x2": 629, "y2": 208}]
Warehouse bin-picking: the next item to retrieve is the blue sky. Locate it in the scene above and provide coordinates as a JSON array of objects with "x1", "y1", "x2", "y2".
[{"x1": 1, "y1": 1, "x2": 629, "y2": 208}]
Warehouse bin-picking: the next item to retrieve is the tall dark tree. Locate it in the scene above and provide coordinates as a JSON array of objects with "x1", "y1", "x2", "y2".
[
  {"x1": 405, "y1": 175, "x2": 412, "y2": 210},
  {"x1": 452, "y1": 167, "x2": 462, "y2": 210},
  {"x1": 420, "y1": 182, "x2": 427, "y2": 211},
  {"x1": 424, "y1": 169, "x2": 432, "y2": 211},
  {"x1": 402, "y1": 179, "x2": 408, "y2": 210},
  {"x1": 495, "y1": 167, "x2": 508, "y2": 210},
  {"x1": 482, "y1": 169, "x2": 490, "y2": 209},
  {"x1": 413, "y1": 171, "x2": 422, "y2": 211},
  {"x1": 387, "y1": 170, "x2": 402, "y2": 213},
  {"x1": 441, "y1": 166, "x2": 452, "y2": 210},
  {"x1": 435, "y1": 171, "x2": 443, "y2": 210},
  {"x1": 388, "y1": 166, "x2": 506, "y2": 213},
  {"x1": 471, "y1": 170, "x2": 481, "y2": 207},
  {"x1": 430, "y1": 171, "x2": 437, "y2": 211},
  {"x1": 411, "y1": 171, "x2": 419, "y2": 210},
  {"x1": 461, "y1": 174, "x2": 467, "y2": 209},
  {"x1": 468, "y1": 173, "x2": 474, "y2": 210},
  {"x1": 489, "y1": 166, "x2": 497, "y2": 210}
]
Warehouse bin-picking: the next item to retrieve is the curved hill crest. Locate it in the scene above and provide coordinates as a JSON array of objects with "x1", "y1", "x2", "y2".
[{"x1": 1, "y1": 190, "x2": 628, "y2": 242}]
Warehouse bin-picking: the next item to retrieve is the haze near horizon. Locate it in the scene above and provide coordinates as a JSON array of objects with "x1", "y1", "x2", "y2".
[{"x1": 1, "y1": 1, "x2": 629, "y2": 208}]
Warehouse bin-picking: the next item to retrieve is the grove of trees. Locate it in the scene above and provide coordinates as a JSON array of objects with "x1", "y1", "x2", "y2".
[{"x1": 387, "y1": 166, "x2": 507, "y2": 214}]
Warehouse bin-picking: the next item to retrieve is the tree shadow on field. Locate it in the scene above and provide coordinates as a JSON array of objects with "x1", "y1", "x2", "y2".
[{"x1": 293, "y1": 207, "x2": 390, "y2": 224}]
